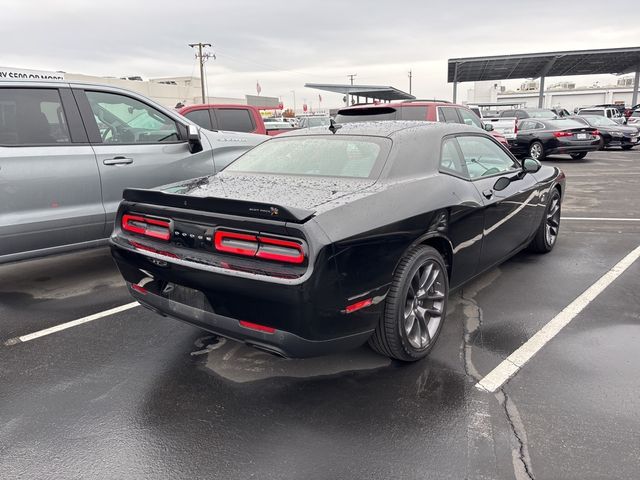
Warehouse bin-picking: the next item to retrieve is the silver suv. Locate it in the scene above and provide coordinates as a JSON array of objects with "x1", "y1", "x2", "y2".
[{"x1": 0, "y1": 81, "x2": 265, "y2": 264}]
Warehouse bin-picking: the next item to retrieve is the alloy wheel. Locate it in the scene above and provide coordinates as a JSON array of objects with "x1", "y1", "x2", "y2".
[
  {"x1": 403, "y1": 260, "x2": 446, "y2": 350},
  {"x1": 545, "y1": 194, "x2": 561, "y2": 246},
  {"x1": 530, "y1": 143, "x2": 542, "y2": 160}
]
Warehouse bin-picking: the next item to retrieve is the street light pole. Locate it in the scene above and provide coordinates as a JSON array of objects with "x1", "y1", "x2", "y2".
[
  {"x1": 408, "y1": 69, "x2": 412, "y2": 95},
  {"x1": 189, "y1": 42, "x2": 213, "y2": 103},
  {"x1": 290, "y1": 90, "x2": 296, "y2": 114}
]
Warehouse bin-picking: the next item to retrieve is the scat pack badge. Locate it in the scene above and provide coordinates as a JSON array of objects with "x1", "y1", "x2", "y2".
[{"x1": 248, "y1": 206, "x2": 280, "y2": 216}]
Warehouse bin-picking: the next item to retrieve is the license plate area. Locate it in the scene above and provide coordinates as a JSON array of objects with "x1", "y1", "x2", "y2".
[
  {"x1": 577, "y1": 133, "x2": 587, "y2": 140},
  {"x1": 162, "y1": 283, "x2": 213, "y2": 312}
]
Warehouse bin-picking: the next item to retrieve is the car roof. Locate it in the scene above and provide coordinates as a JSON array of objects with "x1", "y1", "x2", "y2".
[{"x1": 275, "y1": 120, "x2": 484, "y2": 138}]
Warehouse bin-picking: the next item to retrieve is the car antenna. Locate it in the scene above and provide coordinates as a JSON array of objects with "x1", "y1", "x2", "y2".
[{"x1": 328, "y1": 119, "x2": 342, "y2": 134}]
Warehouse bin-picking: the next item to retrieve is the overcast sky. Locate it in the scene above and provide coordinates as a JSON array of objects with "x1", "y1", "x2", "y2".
[{"x1": 2, "y1": 0, "x2": 639, "y2": 108}]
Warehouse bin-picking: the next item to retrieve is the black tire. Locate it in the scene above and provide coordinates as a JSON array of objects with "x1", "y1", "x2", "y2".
[
  {"x1": 570, "y1": 152, "x2": 587, "y2": 160},
  {"x1": 528, "y1": 188, "x2": 561, "y2": 253},
  {"x1": 529, "y1": 141, "x2": 546, "y2": 161},
  {"x1": 621, "y1": 145, "x2": 634, "y2": 151},
  {"x1": 368, "y1": 245, "x2": 449, "y2": 361}
]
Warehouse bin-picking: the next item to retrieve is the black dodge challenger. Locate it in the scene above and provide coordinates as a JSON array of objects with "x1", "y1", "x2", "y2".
[{"x1": 110, "y1": 122, "x2": 565, "y2": 361}]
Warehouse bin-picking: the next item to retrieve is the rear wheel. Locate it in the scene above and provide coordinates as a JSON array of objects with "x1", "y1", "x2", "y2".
[
  {"x1": 529, "y1": 141, "x2": 545, "y2": 161},
  {"x1": 570, "y1": 152, "x2": 587, "y2": 160},
  {"x1": 528, "y1": 188, "x2": 561, "y2": 253},
  {"x1": 368, "y1": 246, "x2": 448, "y2": 361}
]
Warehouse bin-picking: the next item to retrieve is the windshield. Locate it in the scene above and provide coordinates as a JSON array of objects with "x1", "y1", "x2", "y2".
[
  {"x1": 546, "y1": 119, "x2": 588, "y2": 129},
  {"x1": 225, "y1": 135, "x2": 390, "y2": 178},
  {"x1": 582, "y1": 115, "x2": 618, "y2": 127}
]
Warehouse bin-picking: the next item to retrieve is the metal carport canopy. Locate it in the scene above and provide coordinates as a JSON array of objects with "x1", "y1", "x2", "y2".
[
  {"x1": 448, "y1": 47, "x2": 640, "y2": 83},
  {"x1": 304, "y1": 83, "x2": 415, "y2": 102},
  {"x1": 447, "y1": 46, "x2": 640, "y2": 107}
]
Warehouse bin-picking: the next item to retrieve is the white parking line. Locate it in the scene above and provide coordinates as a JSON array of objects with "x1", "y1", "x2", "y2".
[
  {"x1": 4, "y1": 302, "x2": 139, "y2": 346},
  {"x1": 562, "y1": 217, "x2": 640, "y2": 222},
  {"x1": 476, "y1": 244, "x2": 640, "y2": 393}
]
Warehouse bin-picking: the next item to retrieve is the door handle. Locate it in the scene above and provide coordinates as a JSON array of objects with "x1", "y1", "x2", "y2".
[
  {"x1": 482, "y1": 189, "x2": 494, "y2": 199},
  {"x1": 103, "y1": 156, "x2": 133, "y2": 166}
]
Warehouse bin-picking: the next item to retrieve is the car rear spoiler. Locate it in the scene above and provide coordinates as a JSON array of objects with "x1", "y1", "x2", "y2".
[{"x1": 122, "y1": 188, "x2": 316, "y2": 224}]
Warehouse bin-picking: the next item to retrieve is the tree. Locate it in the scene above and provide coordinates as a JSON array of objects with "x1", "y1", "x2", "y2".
[{"x1": 282, "y1": 109, "x2": 295, "y2": 118}]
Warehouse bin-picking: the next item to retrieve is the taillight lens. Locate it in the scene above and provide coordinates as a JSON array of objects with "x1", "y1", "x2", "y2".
[
  {"x1": 122, "y1": 214, "x2": 170, "y2": 241},
  {"x1": 214, "y1": 231, "x2": 259, "y2": 256},
  {"x1": 256, "y1": 236, "x2": 305, "y2": 264},
  {"x1": 553, "y1": 131, "x2": 573, "y2": 137},
  {"x1": 592, "y1": 130, "x2": 600, "y2": 136},
  {"x1": 214, "y1": 229, "x2": 305, "y2": 264}
]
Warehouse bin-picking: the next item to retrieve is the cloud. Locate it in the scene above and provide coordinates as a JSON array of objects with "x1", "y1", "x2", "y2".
[{"x1": 1, "y1": 0, "x2": 639, "y2": 108}]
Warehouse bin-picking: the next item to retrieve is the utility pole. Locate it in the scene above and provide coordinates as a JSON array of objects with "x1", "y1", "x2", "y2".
[
  {"x1": 290, "y1": 90, "x2": 296, "y2": 114},
  {"x1": 408, "y1": 69, "x2": 412, "y2": 95},
  {"x1": 347, "y1": 74, "x2": 357, "y2": 106},
  {"x1": 189, "y1": 42, "x2": 214, "y2": 103}
]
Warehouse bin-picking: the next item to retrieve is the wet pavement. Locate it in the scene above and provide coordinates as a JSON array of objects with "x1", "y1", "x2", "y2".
[{"x1": 1, "y1": 149, "x2": 639, "y2": 479}]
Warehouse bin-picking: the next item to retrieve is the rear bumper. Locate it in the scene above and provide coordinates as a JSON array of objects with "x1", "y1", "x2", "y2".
[
  {"x1": 547, "y1": 140, "x2": 600, "y2": 155},
  {"x1": 129, "y1": 283, "x2": 373, "y2": 358},
  {"x1": 110, "y1": 239, "x2": 385, "y2": 358}
]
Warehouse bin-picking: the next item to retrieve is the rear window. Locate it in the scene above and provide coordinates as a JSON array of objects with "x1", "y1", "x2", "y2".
[
  {"x1": 546, "y1": 119, "x2": 587, "y2": 129},
  {"x1": 224, "y1": 136, "x2": 390, "y2": 179},
  {"x1": 0, "y1": 88, "x2": 71, "y2": 145},
  {"x1": 527, "y1": 109, "x2": 556, "y2": 119},
  {"x1": 579, "y1": 109, "x2": 603, "y2": 116},
  {"x1": 215, "y1": 108, "x2": 255, "y2": 132},
  {"x1": 335, "y1": 107, "x2": 398, "y2": 123}
]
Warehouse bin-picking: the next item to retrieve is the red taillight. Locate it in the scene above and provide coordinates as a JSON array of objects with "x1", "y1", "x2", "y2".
[
  {"x1": 345, "y1": 298, "x2": 373, "y2": 314},
  {"x1": 592, "y1": 130, "x2": 600, "y2": 136},
  {"x1": 514, "y1": 121, "x2": 518, "y2": 135},
  {"x1": 553, "y1": 131, "x2": 573, "y2": 138},
  {"x1": 239, "y1": 320, "x2": 275, "y2": 334},
  {"x1": 131, "y1": 283, "x2": 148, "y2": 295},
  {"x1": 122, "y1": 214, "x2": 170, "y2": 241},
  {"x1": 214, "y1": 229, "x2": 305, "y2": 264},
  {"x1": 214, "y1": 231, "x2": 259, "y2": 257},
  {"x1": 256, "y1": 236, "x2": 305, "y2": 264}
]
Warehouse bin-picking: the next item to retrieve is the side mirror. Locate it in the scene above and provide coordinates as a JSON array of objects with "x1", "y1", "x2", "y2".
[
  {"x1": 522, "y1": 158, "x2": 542, "y2": 174},
  {"x1": 187, "y1": 124, "x2": 203, "y2": 154},
  {"x1": 483, "y1": 123, "x2": 494, "y2": 132},
  {"x1": 493, "y1": 176, "x2": 511, "y2": 191}
]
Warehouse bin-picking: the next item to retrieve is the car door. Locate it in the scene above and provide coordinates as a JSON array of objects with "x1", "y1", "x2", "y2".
[
  {"x1": 512, "y1": 120, "x2": 537, "y2": 156},
  {"x1": 74, "y1": 88, "x2": 215, "y2": 235},
  {"x1": 0, "y1": 86, "x2": 104, "y2": 261},
  {"x1": 456, "y1": 134, "x2": 540, "y2": 271}
]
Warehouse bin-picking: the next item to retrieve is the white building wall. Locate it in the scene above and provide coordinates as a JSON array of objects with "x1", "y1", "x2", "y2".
[{"x1": 497, "y1": 87, "x2": 638, "y2": 111}]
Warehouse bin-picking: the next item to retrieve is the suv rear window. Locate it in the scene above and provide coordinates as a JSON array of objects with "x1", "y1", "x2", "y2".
[
  {"x1": 225, "y1": 136, "x2": 391, "y2": 178},
  {"x1": 335, "y1": 107, "x2": 398, "y2": 123},
  {"x1": 0, "y1": 88, "x2": 71, "y2": 145},
  {"x1": 215, "y1": 108, "x2": 255, "y2": 133}
]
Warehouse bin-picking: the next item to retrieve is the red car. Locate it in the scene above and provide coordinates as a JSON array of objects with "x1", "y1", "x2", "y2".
[
  {"x1": 178, "y1": 104, "x2": 292, "y2": 136},
  {"x1": 335, "y1": 100, "x2": 510, "y2": 147}
]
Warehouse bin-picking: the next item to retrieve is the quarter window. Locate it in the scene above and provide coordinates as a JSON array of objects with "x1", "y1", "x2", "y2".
[
  {"x1": 85, "y1": 91, "x2": 180, "y2": 144},
  {"x1": 0, "y1": 88, "x2": 71, "y2": 145},
  {"x1": 215, "y1": 108, "x2": 255, "y2": 133},
  {"x1": 440, "y1": 138, "x2": 467, "y2": 177},
  {"x1": 438, "y1": 107, "x2": 460, "y2": 123},
  {"x1": 456, "y1": 135, "x2": 519, "y2": 179}
]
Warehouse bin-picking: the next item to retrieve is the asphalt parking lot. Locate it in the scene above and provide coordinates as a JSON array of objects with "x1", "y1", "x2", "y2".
[{"x1": 1, "y1": 149, "x2": 639, "y2": 480}]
